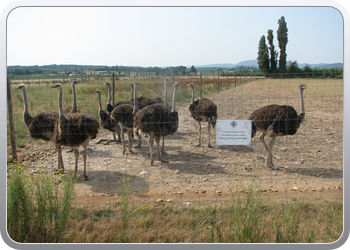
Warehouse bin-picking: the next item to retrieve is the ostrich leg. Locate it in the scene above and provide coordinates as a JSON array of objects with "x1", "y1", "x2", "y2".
[
  {"x1": 55, "y1": 144, "x2": 64, "y2": 173},
  {"x1": 207, "y1": 121, "x2": 213, "y2": 148},
  {"x1": 156, "y1": 137, "x2": 169, "y2": 163},
  {"x1": 259, "y1": 133, "x2": 269, "y2": 152},
  {"x1": 196, "y1": 121, "x2": 202, "y2": 147},
  {"x1": 266, "y1": 135, "x2": 278, "y2": 170},
  {"x1": 149, "y1": 132, "x2": 155, "y2": 165},
  {"x1": 73, "y1": 148, "x2": 79, "y2": 178},
  {"x1": 82, "y1": 146, "x2": 88, "y2": 181},
  {"x1": 127, "y1": 129, "x2": 135, "y2": 154}
]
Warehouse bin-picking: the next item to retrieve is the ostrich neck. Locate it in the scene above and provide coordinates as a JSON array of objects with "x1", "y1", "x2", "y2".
[
  {"x1": 299, "y1": 88, "x2": 305, "y2": 121},
  {"x1": 21, "y1": 88, "x2": 29, "y2": 114},
  {"x1": 133, "y1": 84, "x2": 139, "y2": 115},
  {"x1": 107, "y1": 84, "x2": 111, "y2": 105},
  {"x1": 97, "y1": 92, "x2": 102, "y2": 111},
  {"x1": 191, "y1": 86, "x2": 195, "y2": 104},
  {"x1": 130, "y1": 85, "x2": 134, "y2": 100},
  {"x1": 72, "y1": 83, "x2": 78, "y2": 112},
  {"x1": 171, "y1": 85, "x2": 178, "y2": 112},
  {"x1": 58, "y1": 89, "x2": 64, "y2": 118}
]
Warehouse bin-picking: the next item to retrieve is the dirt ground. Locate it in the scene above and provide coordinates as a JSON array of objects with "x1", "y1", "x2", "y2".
[{"x1": 12, "y1": 79, "x2": 344, "y2": 206}]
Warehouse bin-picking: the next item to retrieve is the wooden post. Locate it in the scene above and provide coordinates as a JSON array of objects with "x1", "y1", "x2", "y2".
[
  {"x1": 7, "y1": 77, "x2": 17, "y2": 161},
  {"x1": 112, "y1": 73, "x2": 115, "y2": 106},
  {"x1": 200, "y1": 73, "x2": 202, "y2": 99},
  {"x1": 235, "y1": 74, "x2": 237, "y2": 87},
  {"x1": 217, "y1": 72, "x2": 219, "y2": 93},
  {"x1": 226, "y1": 75, "x2": 228, "y2": 90}
]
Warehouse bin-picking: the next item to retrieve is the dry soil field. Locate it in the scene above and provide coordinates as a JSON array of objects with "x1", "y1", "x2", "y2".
[{"x1": 13, "y1": 78, "x2": 344, "y2": 206}]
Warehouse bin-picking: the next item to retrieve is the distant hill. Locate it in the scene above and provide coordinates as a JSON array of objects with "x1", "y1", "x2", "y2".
[
  {"x1": 194, "y1": 60, "x2": 343, "y2": 69},
  {"x1": 298, "y1": 63, "x2": 343, "y2": 69}
]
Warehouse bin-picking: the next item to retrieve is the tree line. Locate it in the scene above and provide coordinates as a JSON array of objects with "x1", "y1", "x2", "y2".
[{"x1": 7, "y1": 64, "x2": 199, "y2": 77}]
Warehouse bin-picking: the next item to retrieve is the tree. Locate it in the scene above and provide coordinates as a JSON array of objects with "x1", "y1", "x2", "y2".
[
  {"x1": 267, "y1": 29, "x2": 278, "y2": 73},
  {"x1": 277, "y1": 16, "x2": 288, "y2": 73},
  {"x1": 257, "y1": 35, "x2": 270, "y2": 74},
  {"x1": 190, "y1": 65, "x2": 197, "y2": 73}
]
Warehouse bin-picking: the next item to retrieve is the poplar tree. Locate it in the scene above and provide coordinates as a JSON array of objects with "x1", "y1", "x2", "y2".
[
  {"x1": 277, "y1": 16, "x2": 288, "y2": 72},
  {"x1": 257, "y1": 35, "x2": 270, "y2": 74},
  {"x1": 267, "y1": 29, "x2": 277, "y2": 73}
]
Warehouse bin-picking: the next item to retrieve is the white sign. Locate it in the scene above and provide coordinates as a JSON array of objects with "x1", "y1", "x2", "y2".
[{"x1": 216, "y1": 120, "x2": 252, "y2": 146}]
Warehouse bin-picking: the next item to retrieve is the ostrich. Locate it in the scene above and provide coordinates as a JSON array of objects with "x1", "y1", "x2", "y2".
[
  {"x1": 249, "y1": 83, "x2": 307, "y2": 170},
  {"x1": 109, "y1": 83, "x2": 139, "y2": 155},
  {"x1": 95, "y1": 90, "x2": 122, "y2": 145},
  {"x1": 187, "y1": 83, "x2": 217, "y2": 148},
  {"x1": 16, "y1": 84, "x2": 64, "y2": 171},
  {"x1": 133, "y1": 82, "x2": 179, "y2": 165},
  {"x1": 51, "y1": 84, "x2": 99, "y2": 181},
  {"x1": 133, "y1": 77, "x2": 170, "y2": 150}
]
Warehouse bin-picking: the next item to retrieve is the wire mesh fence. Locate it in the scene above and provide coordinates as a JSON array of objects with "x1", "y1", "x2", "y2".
[{"x1": 6, "y1": 72, "x2": 343, "y2": 243}]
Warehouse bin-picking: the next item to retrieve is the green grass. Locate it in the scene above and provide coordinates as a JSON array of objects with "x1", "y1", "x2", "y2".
[
  {"x1": 61, "y1": 179, "x2": 342, "y2": 243},
  {"x1": 7, "y1": 161, "x2": 76, "y2": 243}
]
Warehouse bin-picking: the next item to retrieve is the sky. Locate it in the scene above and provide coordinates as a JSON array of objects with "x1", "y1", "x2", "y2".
[{"x1": 5, "y1": 4, "x2": 346, "y2": 68}]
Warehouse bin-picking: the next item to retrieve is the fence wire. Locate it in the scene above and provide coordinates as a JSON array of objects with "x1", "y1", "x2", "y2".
[{"x1": 7, "y1": 73, "x2": 343, "y2": 243}]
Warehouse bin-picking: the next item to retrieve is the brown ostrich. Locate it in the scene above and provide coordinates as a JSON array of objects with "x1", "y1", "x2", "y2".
[
  {"x1": 95, "y1": 90, "x2": 122, "y2": 145},
  {"x1": 109, "y1": 83, "x2": 139, "y2": 155},
  {"x1": 249, "y1": 83, "x2": 307, "y2": 170},
  {"x1": 51, "y1": 84, "x2": 99, "y2": 181},
  {"x1": 133, "y1": 82, "x2": 179, "y2": 164},
  {"x1": 187, "y1": 83, "x2": 217, "y2": 148},
  {"x1": 16, "y1": 84, "x2": 64, "y2": 170}
]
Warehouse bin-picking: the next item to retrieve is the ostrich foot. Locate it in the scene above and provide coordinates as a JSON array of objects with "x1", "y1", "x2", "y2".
[
  {"x1": 150, "y1": 159, "x2": 154, "y2": 165},
  {"x1": 267, "y1": 162, "x2": 279, "y2": 170},
  {"x1": 96, "y1": 139, "x2": 107, "y2": 144},
  {"x1": 54, "y1": 168, "x2": 65, "y2": 175},
  {"x1": 83, "y1": 175, "x2": 89, "y2": 181},
  {"x1": 66, "y1": 149, "x2": 73, "y2": 153},
  {"x1": 195, "y1": 144, "x2": 201, "y2": 147},
  {"x1": 104, "y1": 139, "x2": 122, "y2": 145},
  {"x1": 160, "y1": 159, "x2": 169, "y2": 163},
  {"x1": 208, "y1": 144, "x2": 214, "y2": 148},
  {"x1": 134, "y1": 145, "x2": 142, "y2": 148},
  {"x1": 129, "y1": 149, "x2": 136, "y2": 154}
]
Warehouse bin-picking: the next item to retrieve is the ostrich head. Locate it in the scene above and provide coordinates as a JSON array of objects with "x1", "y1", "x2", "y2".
[
  {"x1": 16, "y1": 84, "x2": 26, "y2": 91},
  {"x1": 51, "y1": 83, "x2": 63, "y2": 92}
]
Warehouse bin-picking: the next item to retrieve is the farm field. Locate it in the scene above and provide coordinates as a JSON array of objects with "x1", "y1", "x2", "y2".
[{"x1": 7, "y1": 77, "x2": 343, "y2": 243}]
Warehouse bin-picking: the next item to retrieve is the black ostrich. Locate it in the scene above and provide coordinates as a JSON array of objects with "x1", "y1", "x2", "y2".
[
  {"x1": 133, "y1": 82, "x2": 179, "y2": 164},
  {"x1": 249, "y1": 83, "x2": 307, "y2": 170},
  {"x1": 187, "y1": 83, "x2": 217, "y2": 148},
  {"x1": 51, "y1": 84, "x2": 99, "y2": 181}
]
